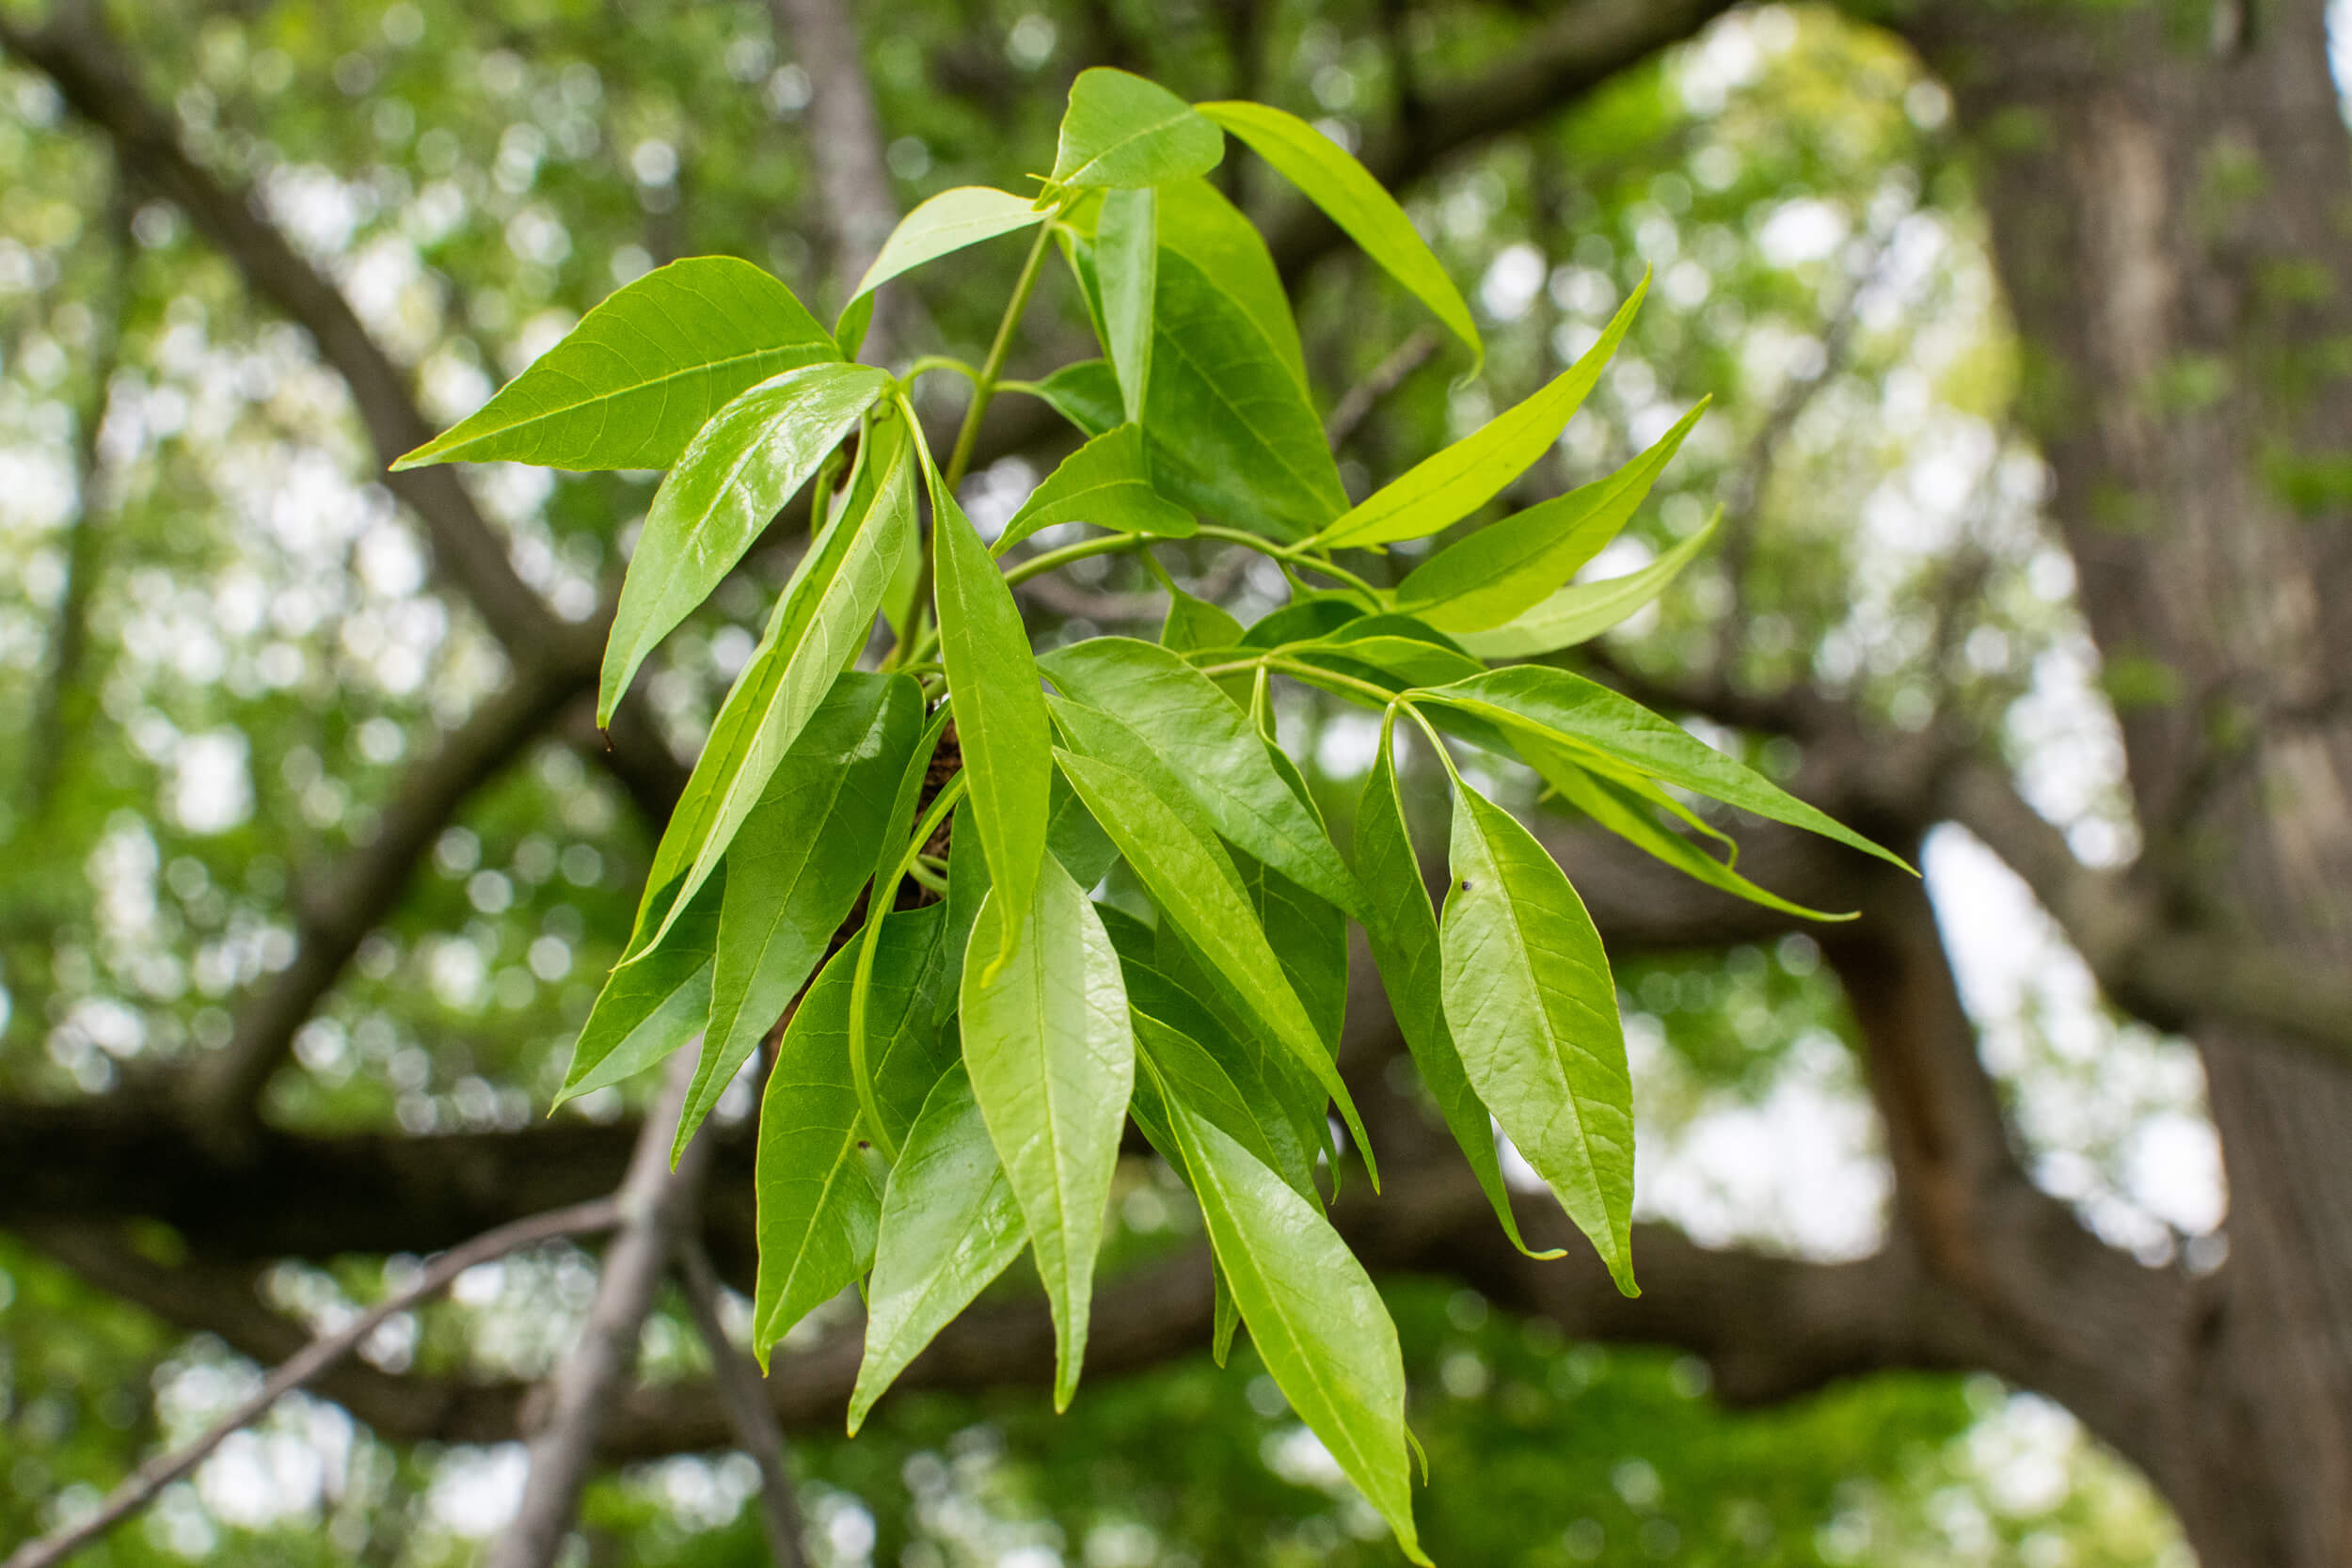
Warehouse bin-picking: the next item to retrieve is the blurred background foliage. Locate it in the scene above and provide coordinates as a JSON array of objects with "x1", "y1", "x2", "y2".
[{"x1": 0, "y1": 0, "x2": 2201, "y2": 1561}]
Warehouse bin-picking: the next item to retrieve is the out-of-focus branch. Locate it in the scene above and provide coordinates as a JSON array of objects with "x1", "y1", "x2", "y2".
[
  {"x1": 1326, "y1": 325, "x2": 1441, "y2": 451},
  {"x1": 767, "y1": 0, "x2": 897, "y2": 335},
  {"x1": 487, "y1": 1051, "x2": 709, "y2": 1568},
  {"x1": 677, "y1": 1234, "x2": 810, "y2": 1568},
  {"x1": 185, "y1": 669, "x2": 594, "y2": 1142},
  {"x1": 6, "y1": 1197, "x2": 620, "y2": 1568}
]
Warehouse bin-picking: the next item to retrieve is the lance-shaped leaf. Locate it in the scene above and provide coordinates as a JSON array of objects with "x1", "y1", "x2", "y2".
[
  {"x1": 1318, "y1": 277, "x2": 1646, "y2": 549},
  {"x1": 845, "y1": 186, "x2": 1043, "y2": 315},
  {"x1": 1052, "y1": 746, "x2": 1375, "y2": 1177},
  {"x1": 1097, "y1": 187, "x2": 1157, "y2": 420},
  {"x1": 1522, "y1": 740, "x2": 1851, "y2": 921},
  {"x1": 1354, "y1": 735, "x2": 1552, "y2": 1255},
  {"x1": 1459, "y1": 511, "x2": 1718, "y2": 658},
  {"x1": 959, "y1": 858, "x2": 1134, "y2": 1410},
  {"x1": 556, "y1": 870, "x2": 723, "y2": 1103},
  {"x1": 1168, "y1": 1101, "x2": 1428, "y2": 1564},
  {"x1": 600, "y1": 362, "x2": 889, "y2": 723},
  {"x1": 1418, "y1": 665, "x2": 1913, "y2": 870},
  {"x1": 1049, "y1": 68, "x2": 1223, "y2": 192},
  {"x1": 994, "y1": 425, "x2": 1194, "y2": 555},
  {"x1": 1198, "y1": 100, "x2": 1480, "y2": 371},
  {"x1": 636, "y1": 419, "x2": 919, "y2": 956},
  {"x1": 849, "y1": 1063, "x2": 1027, "y2": 1433},
  {"x1": 1281, "y1": 613, "x2": 1485, "y2": 697},
  {"x1": 678, "y1": 673, "x2": 921, "y2": 1157},
  {"x1": 393, "y1": 257, "x2": 836, "y2": 471},
  {"x1": 1041, "y1": 637, "x2": 1363, "y2": 916},
  {"x1": 929, "y1": 463, "x2": 1054, "y2": 975},
  {"x1": 1130, "y1": 1009, "x2": 1313, "y2": 1203},
  {"x1": 1394, "y1": 399, "x2": 1705, "y2": 634},
  {"x1": 752, "y1": 908, "x2": 957, "y2": 1358},
  {"x1": 1438, "y1": 775, "x2": 1637, "y2": 1293},
  {"x1": 1160, "y1": 579, "x2": 1243, "y2": 652}
]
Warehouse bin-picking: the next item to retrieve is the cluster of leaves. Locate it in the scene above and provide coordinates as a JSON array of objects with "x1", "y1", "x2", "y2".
[{"x1": 401, "y1": 68, "x2": 1899, "y2": 1558}]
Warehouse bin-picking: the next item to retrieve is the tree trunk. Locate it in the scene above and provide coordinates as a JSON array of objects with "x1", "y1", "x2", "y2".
[{"x1": 1903, "y1": 4, "x2": 2352, "y2": 1562}]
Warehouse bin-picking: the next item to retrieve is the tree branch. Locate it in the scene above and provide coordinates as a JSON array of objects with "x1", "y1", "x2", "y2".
[
  {"x1": 767, "y1": 0, "x2": 897, "y2": 333},
  {"x1": 488, "y1": 1051, "x2": 708, "y2": 1568},
  {"x1": 677, "y1": 1234, "x2": 810, "y2": 1568},
  {"x1": 6, "y1": 1198, "x2": 621, "y2": 1568}
]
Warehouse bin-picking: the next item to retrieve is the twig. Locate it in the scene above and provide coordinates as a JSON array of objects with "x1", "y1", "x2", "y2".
[
  {"x1": 485, "y1": 1049, "x2": 710, "y2": 1568},
  {"x1": 2, "y1": 1198, "x2": 623, "y2": 1568},
  {"x1": 1327, "y1": 325, "x2": 1441, "y2": 450},
  {"x1": 677, "y1": 1235, "x2": 810, "y2": 1567}
]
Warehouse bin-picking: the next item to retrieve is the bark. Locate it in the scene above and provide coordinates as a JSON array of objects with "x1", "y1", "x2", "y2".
[{"x1": 1896, "y1": 3, "x2": 2352, "y2": 1561}]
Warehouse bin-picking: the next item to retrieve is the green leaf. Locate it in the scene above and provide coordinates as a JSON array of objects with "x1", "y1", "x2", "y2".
[
  {"x1": 1317, "y1": 276, "x2": 1646, "y2": 549},
  {"x1": 1438, "y1": 775, "x2": 1637, "y2": 1294},
  {"x1": 1239, "y1": 593, "x2": 1363, "y2": 648},
  {"x1": 1394, "y1": 399, "x2": 1704, "y2": 634},
  {"x1": 1040, "y1": 637, "x2": 1363, "y2": 916},
  {"x1": 680, "y1": 673, "x2": 922, "y2": 1158},
  {"x1": 392, "y1": 257, "x2": 836, "y2": 472},
  {"x1": 1097, "y1": 187, "x2": 1156, "y2": 420},
  {"x1": 845, "y1": 186, "x2": 1043, "y2": 314},
  {"x1": 1283, "y1": 614, "x2": 1486, "y2": 694},
  {"x1": 1051, "y1": 746, "x2": 1375, "y2": 1179},
  {"x1": 752, "y1": 909, "x2": 956, "y2": 1357},
  {"x1": 1049, "y1": 68, "x2": 1224, "y2": 192},
  {"x1": 600, "y1": 362, "x2": 889, "y2": 724},
  {"x1": 959, "y1": 857, "x2": 1135, "y2": 1410},
  {"x1": 1132, "y1": 1007, "x2": 1314, "y2": 1203},
  {"x1": 1158, "y1": 179, "x2": 1309, "y2": 387},
  {"x1": 1354, "y1": 734, "x2": 1553, "y2": 1256},
  {"x1": 635, "y1": 417, "x2": 919, "y2": 954},
  {"x1": 1143, "y1": 198, "x2": 1345, "y2": 538},
  {"x1": 1458, "y1": 512, "x2": 1718, "y2": 658},
  {"x1": 1523, "y1": 741, "x2": 1852, "y2": 921},
  {"x1": 1160, "y1": 580, "x2": 1243, "y2": 652},
  {"x1": 1167, "y1": 1101, "x2": 1427, "y2": 1564},
  {"x1": 993, "y1": 425, "x2": 1194, "y2": 554},
  {"x1": 556, "y1": 870, "x2": 723, "y2": 1103},
  {"x1": 1418, "y1": 665, "x2": 1914, "y2": 871},
  {"x1": 1197, "y1": 100, "x2": 1480, "y2": 371},
  {"x1": 928, "y1": 460, "x2": 1055, "y2": 975},
  {"x1": 1031, "y1": 357, "x2": 1122, "y2": 438},
  {"x1": 849, "y1": 1062, "x2": 1027, "y2": 1433}
]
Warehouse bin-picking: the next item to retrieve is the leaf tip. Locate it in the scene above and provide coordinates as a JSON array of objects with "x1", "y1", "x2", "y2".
[{"x1": 387, "y1": 440, "x2": 442, "y2": 471}]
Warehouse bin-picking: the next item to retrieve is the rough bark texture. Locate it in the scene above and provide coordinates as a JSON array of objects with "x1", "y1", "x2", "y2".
[{"x1": 1899, "y1": 3, "x2": 2352, "y2": 1562}]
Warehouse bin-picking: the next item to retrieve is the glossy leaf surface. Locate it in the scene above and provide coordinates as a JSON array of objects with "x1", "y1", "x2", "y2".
[
  {"x1": 847, "y1": 186, "x2": 1041, "y2": 310},
  {"x1": 1049, "y1": 68, "x2": 1223, "y2": 192},
  {"x1": 1459, "y1": 511, "x2": 1718, "y2": 658},
  {"x1": 392, "y1": 257, "x2": 837, "y2": 472},
  {"x1": 959, "y1": 857, "x2": 1134, "y2": 1409},
  {"x1": 1096, "y1": 186, "x2": 1156, "y2": 420},
  {"x1": 600, "y1": 362, "x2": 888, "y2": 723},
  {"x1": 1439, "y1": 778, "x2": 1636, "y2": 1292},
  {"x1": 556, "y1": 870, "x2": 723, "y2": 1103}
]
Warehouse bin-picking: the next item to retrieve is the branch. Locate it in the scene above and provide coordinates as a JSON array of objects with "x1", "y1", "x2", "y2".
[
  {"x1": 488, "y1": 1051, "x2": 709, "y2": 1568},
  {"x1": 767, "y1": 0, "x2": 897, "y2": 328},
  {"x1": 4, "y1": 1198, "x2": 620, "y2": 1568},
  {"x1": 677, "y1": 1235, "x2": 810, "y2": 1568},
  {"x1": 1326, "y1": 325, "x2": 1441, "y2": 450},
  {"x1": 1941, "y1": 757, "x2": 2352, "y2": 1061},
  {"x1": 1264, "y1": 0, "x2": 1741, "y2": 281}
]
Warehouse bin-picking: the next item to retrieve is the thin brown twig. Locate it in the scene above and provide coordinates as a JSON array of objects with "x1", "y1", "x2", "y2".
[
  {"x1": 677, "y1": 1234, "x2": 810, "y2": 1567},
  {"x1": 1, "y1": 1198, "x2": 623, "y2": 1568},
  {"x1": 1326, "y1": 325, "x2": 1442, "y2": 450}
]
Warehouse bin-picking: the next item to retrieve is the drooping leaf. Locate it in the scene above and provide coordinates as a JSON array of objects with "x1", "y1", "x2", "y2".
[
  {"x1": 752, "y1": 908, "x2": 957, "y2": 1358},
  {"x1": 1519, "y1": 738, "x2": 1852, "y2": 921},
  {"x1": 1354, "y1": 733, "x2": 1552, "y2": 1256},
  {"x1": 1419, "y1": 665, "x2": 1913, "y2": 870},
  {"x1": 680, "y1": 673, "x2": 922, "y2": 1157},
  {"x1": 845, "y1": 186, "x2": 1043, "y2": 314},
  {"x1": 1133, "y1": 1007, "x2": 1314, "y2": 1203},
  {"x1": 1198, "y1": 100, "x2": 1480, "y2": 371},
  {"x1": 600, "y1": 362, "x2": 889, "y2": 723},
  {"x1": 1051, "y1": 746, "x2": 1375, "y2": 1177},
  {"x1": 993, "y1": 425, "x2": 1194, "y2": 555},
  {"x1": 1097, "y1": 187, "x2": 1157, "y2": 420},
  {"x1": 556, "y1": 869, "x2": 723, "y2": 1103},
  {"x1": 928, "y1": 461, "x2": 1055, "y2": 974},
  {"x1": 393, "y1": 257, "x2": 836, "y2": 472},
  {"x1": 1317, "y1": 277, "x2": 1647, "y2": 549},
  {"x1": 1041, "y1": 637, "x2": 1363, "y2": 916},
  {"x1": 959, "y1": 857, "x2": 1135, "y2": 1410},
  {"x1": 849, "y1": 1063, "x2": 1027, "y2": 1433},
  {"x1": 635, "y1": 418, "x2": 919, "y2": 954},
  {"x1": 1438, "y1": 775, "x2": 1638, "y2": 1293},
  {"x1": 1168, "y1": 1101, "x2": 1428, "y2": 1563},
  {"x1": 1049, "y1": 68, "x2": 1224, "y2": 192},
  {"x1": 1394, "y1": 399, "x2": 1705, "y2": 633},
  {"x1": 1459, "y1": 511, "x2": 1719, "y2": 658}
]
